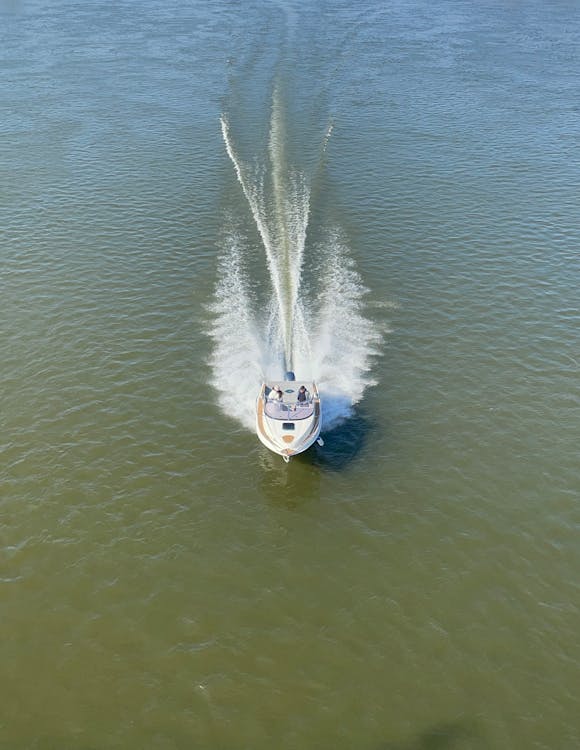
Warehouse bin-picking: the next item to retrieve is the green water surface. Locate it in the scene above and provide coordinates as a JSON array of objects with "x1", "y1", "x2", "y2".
[{"x1": 2, "y1": 1, "x2": 580, "y2": 748}]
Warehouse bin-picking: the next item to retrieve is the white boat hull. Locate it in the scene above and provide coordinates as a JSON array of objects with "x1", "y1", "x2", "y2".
[{"x1": 256, "y1": 381, "x2": 321, "y2": 460}]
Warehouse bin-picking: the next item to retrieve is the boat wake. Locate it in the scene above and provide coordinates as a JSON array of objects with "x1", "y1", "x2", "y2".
[{"x1": 209, "y1": 91, "x2": 381, "y2": 433}]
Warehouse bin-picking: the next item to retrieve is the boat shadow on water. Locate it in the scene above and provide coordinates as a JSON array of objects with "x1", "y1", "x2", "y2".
[
  {"x1": 258, "y1": 406, "x2": 376, "y2": 481},
  {"x1": 256, "y1": 408, "x2": 377, "y2": 507},
  {"x1": 308, "y1": 406, "x2": 376, "y2": 472},
  {"x1": 376, "y1": 719, "x2": 489, "y2": 750}
]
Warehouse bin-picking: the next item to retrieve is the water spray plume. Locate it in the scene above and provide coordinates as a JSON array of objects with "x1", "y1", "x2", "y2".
[{"x1": 212, "y1": 98, "x2": 380, "y2": 432}]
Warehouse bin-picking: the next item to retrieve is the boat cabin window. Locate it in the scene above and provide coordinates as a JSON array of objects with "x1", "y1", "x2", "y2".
[{"x1": 282, "y1": 423, "x2": 295, "y2": 431}]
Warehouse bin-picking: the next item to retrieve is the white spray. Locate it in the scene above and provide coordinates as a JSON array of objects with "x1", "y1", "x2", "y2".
[{"x1": 211, "y1": 101, "x2": 381, "y2": 432}]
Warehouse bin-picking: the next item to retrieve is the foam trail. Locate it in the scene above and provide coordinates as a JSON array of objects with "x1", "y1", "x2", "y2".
[
  {"x1": 221, "y1": 96, "x2": 311, "y2": 371},
  {"x1": 321, "y1": 121, "x2": 333, "y2": 154},
  {"x1": 208, "y1": 231, "x2": 266, "y2": 430},
  {"x1": 220, "y1": 115, "x2": 286, "y2": 347},
  {"x1": 212, "y1": 99, "x2": 382, "y2": 435},
  {"x1": 303, "y1": 233, "x2": 382, "y2": 430},
  {"x1": 219, "y1": 116, "x2": 270, "y2": 252},
  {"x1": 267, "y1": 85, "x2": 310, "y2": 369}
]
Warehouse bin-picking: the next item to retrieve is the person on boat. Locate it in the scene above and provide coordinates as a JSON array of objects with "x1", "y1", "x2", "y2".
[
  {"x1": 271, "y1": 387, "x2": 283, "y2": 402},
  {"x1": 297, "y1": 385, "x2": 308, "y2": 403}
]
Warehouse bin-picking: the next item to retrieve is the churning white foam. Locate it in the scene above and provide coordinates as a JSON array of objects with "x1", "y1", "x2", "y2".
[
  {"x1": 210, "y1": 109, "x2": 381, "y2": 433},
  {"x1": 296, "y1": 233, "x2": 382, "y2": 429}
]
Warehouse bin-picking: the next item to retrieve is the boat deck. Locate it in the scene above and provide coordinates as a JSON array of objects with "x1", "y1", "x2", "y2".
[
  {"x1": 257, "y1": 380, "x2": 321, "y2": 459},
  {"x1": 264, "y1": 401, "x2": 314, "y2": 420}
]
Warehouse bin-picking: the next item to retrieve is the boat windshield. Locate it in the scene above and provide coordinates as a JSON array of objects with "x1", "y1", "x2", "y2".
[{"x1": 264, "y1": 400, "x2": 315, "y2": 421}]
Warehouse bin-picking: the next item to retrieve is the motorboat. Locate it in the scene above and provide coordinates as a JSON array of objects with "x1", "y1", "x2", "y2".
[{"x1": 256, "y1": 374, "x2": 322, "y2": 462}]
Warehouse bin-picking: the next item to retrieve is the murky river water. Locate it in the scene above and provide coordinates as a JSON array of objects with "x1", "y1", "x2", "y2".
[{"x1": 2, "y1": 1, "x2": 580, "y2": 748}]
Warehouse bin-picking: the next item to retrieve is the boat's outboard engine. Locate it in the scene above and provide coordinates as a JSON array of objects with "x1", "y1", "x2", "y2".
[{"x1": 285, "y1": 371, "x2": 296, "y2": 381}]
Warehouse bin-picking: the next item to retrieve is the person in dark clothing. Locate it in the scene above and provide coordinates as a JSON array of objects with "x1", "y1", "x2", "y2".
[{"x1": 297, "y1": 385, "x2": 308, "y2": 403}]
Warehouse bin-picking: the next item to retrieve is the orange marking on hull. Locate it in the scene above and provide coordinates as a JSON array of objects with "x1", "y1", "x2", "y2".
[{"x1": 282, "y1": 435, "x2": 294, "y2": 443}]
